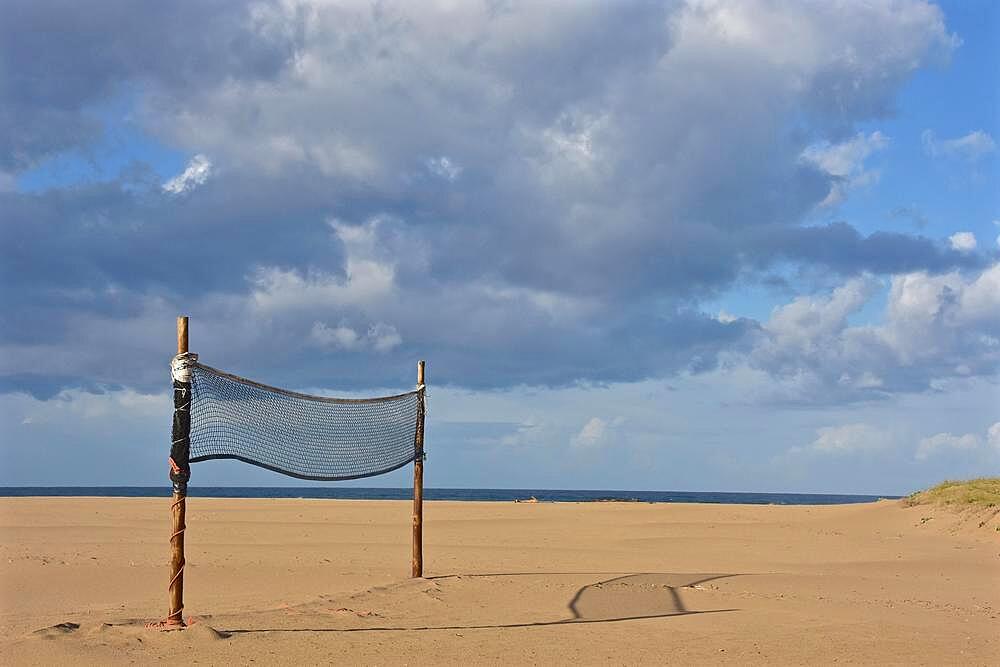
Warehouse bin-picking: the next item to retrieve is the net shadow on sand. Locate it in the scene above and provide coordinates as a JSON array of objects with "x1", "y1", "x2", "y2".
[{"x1": 221, "y1": 572, "x2": 741, "y2": 635}]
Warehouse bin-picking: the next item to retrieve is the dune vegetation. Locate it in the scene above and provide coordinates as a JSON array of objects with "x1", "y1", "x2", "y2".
[{"x1": 905, "y1": 478, "x2": 1000, "y2": 508}]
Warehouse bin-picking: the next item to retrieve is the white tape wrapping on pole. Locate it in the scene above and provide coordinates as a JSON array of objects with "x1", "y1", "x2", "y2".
[{"x1": 171, "y1": 352, "x2": 199, "y2": 383}]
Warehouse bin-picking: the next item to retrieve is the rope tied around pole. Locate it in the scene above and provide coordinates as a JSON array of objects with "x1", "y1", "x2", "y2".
[
  {"x1": 166, "y1": 494, "x2": 186, "y2": 603},
  {"x1": 171, "y1": 352, "x2": 199, "y2": 383},
  {"x1": 417, "y1": 383, "x2": 427, "y2": 412},
  {"x1": 145, "y1": 491, "x2": 188, "y2": 630},
  {"x1": 168, "y1": 353, "x2": 195, "y2": 494},
  {"x1": 416, "y1": 383, "x2": 427, "y2": 460}
]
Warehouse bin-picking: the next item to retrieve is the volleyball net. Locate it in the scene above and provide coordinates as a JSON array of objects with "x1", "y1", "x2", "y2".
[{"x1": 169, "y1": 353, "x2": 424, "y2": 486}]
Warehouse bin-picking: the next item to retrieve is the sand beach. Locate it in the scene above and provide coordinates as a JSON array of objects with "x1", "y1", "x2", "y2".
[{"x1": 1, "y1": 496, "x2": 997, "y2": 665}]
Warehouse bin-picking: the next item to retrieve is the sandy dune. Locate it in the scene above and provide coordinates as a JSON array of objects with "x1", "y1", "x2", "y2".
[{"x1": 1, "y1": 497, "x2": 997, "y2": 665}]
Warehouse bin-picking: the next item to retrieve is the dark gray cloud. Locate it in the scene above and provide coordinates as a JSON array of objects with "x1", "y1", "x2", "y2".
[
  {"x1": 0, "y1": 0, "x2": 301, "y2": 170},
  {"x1": 753, "y1": 222, "x2": 988, "y2": 275},
  {"x1": 4, "y1": 0, "x2": 990, "y2": 402}
]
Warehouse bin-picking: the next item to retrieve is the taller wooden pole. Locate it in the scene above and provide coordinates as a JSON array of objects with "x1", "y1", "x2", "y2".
[
  {"x1": 168, "y1": 316, "x2": 189, "y2": 626},
  {"x1": 411, "y1": 360, "x2": 425, "y2": 578}
]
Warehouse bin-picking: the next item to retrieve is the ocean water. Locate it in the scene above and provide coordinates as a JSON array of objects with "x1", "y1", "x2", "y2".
[{"x1": 0, "y1": 487, "x2": 897, "y2": 504}]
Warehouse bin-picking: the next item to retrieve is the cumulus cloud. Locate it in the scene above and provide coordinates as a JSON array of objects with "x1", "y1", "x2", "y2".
[
  {"x1": 310, "y1": 321, "x2": 401, "y2": 352},
  {"x1": 989, "y1": 422, "x2": 1000, "y2": 452},
  {"x1": 922, "y1": 129, "x2": 996, "y2": 160},
  {"x1": 251, "y1": 262, "x2": 394, "y2": 315},
  {"x1": 916, "y1": 422, "x2": 1000, "y2": 461},
  {"x1": 571, "y1": 416, "x2": 624, "y2": 449},
  {"x1": 948, "y1": 231, "x2": 977, "y2": 252},
  {"x1": 801, "y1": 423, "x2": 895, "y2": 456},
  {"x1": 790, "y1": 419, "x2": 1000, "y2": 462},
  {"x1": 801, "y1": 131, "x2": 889, "y2": 205},
  {"x1": 744, "y1": 262, "x2": 1000, "y2": 402},
  {"x1": 309, "y1": 322, "x2": 361, "y2": 350},
  {"x1": 250, "y1": 217, "x2": 402, "y2": 319},
  {"x1": 778, "y1": 418, "x2": 1000, "y2": 481},
  {"x1": 145, "y1": 0, "x2": 955, "y2": 301},
  {"x1": 162, "y1": 154, "x2": 213, "y2": 194},
  {"x1": 367, "y1": 322, "x2": 402, "y2": 352},
  {"x1": 915, "y1": 431, "x2": 981, "y2": 461},
  {"x1": 0, "y1": 0, "x2": 971, "y2": 399}
]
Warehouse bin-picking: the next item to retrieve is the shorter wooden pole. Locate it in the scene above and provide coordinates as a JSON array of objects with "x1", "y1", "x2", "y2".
[{"x1": 412, "y1": 360, "x2": 425, "y2": 578}]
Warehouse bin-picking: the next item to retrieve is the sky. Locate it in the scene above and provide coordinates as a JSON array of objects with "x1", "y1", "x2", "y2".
[{"x1": 1, "y1": 0, "x2": 997, "y2": 494}]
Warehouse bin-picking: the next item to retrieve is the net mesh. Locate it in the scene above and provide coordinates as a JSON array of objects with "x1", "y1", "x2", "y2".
[{"x1": 186, "y1": 363, "x2": 423, "y2": 481}]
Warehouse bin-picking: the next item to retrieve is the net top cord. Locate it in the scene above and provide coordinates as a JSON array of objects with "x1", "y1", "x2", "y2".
[{"x1": 175, "y1": 358, "x2": 424, "y2": 482}]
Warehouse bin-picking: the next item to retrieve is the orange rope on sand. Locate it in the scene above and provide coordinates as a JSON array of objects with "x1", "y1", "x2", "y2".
[{"x1": 145, "y1": 617, "x2": 185, "y2": 631}]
